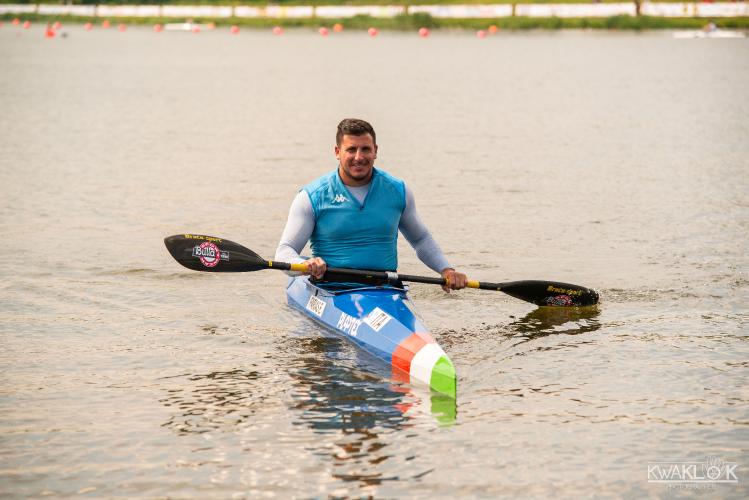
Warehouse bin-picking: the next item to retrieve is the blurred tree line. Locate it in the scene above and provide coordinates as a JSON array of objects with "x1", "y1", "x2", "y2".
[{"x1": 0, "y1": 0, "x2": 658, "y2": 5}]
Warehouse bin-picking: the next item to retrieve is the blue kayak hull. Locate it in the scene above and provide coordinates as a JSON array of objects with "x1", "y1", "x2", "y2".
[{"x1": 286, "y1": 276, "x2": 456, "y2": 397}]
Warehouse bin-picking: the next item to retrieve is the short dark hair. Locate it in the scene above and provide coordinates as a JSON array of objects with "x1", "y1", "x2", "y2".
[{"x1": 336, "y1": 118, "x2": 376, "y2": 146}]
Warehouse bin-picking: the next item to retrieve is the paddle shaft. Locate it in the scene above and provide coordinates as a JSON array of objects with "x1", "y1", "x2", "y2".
[
  {"x1": 277, "y1": 262, "x2": 596, "y2": 304},
  {"x1": 270, "y1": 260, "x2": 504, "y2": 291}
]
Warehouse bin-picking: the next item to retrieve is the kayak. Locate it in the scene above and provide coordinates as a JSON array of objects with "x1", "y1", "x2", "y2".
[{"x1": 286, "y1": 275, "x2": 457, "y2": 397}]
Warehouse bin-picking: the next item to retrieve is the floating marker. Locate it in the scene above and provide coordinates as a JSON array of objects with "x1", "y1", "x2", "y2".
[
  {"x1": 418, "y1": 27, "x2": 429, "y2": 38},
  {"x1": 52, "y1": 21, "x2": 61, "y2": 30},
  {"x1": 12, "y1": 18, "x2": 20, "y2": 26},
  {"x1": 230, "y1": 25, "x2": 239, "y2": 34},
  {"x1": 84, "y1": 22, "x2": 93, "y2": 31},
  {"x1": 118, "y1": 24, "x2": 126, "y2": 32},
  {"x1": 192, "y1": 25, "x2": 200, "y2": 33},
  {"x1": 319, "y1": 27, "x2": 329, "y2": 36},
  {"x1": 489, "y1": 25, "x2": 499, "y2": 34},
  {"x1": 22, "y1": 21, "x2": 31, "y2": 29},
  {"x1": 45, "y1": 27, "x2": 55, "y2": 38},
  {"x1": 272, "y1": 26, "x2": 283, "y2": 36},
  {"x1": 153, "y1": 24, "x2": 162, "y2": 33},
  {"x1": 102, "y1": 20, "x2": 110, "y2": 29},
  {"x1": 333, "y1": 23, "x2": 343, "y2": 33},
  {"x1": 368, "y1": 27, "x2": 378, "y2": 37},
  {"x1": 476, "y1": 30, "x2": 486, "y2": 39}
]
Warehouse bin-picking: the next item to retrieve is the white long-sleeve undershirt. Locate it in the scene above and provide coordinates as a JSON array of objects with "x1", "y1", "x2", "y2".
[{"x1": 275, "y1": 183, "x2": 452, "y2": 274}]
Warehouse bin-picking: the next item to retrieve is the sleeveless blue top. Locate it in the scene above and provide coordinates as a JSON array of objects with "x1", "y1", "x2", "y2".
[{"x1": 303, "y1": 168, "x2": 406, "y2": 271}]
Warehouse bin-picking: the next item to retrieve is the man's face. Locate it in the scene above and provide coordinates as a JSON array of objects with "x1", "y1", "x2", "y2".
[{"x1": 336, "y1": 133, "x2": 377, "y2": 186}]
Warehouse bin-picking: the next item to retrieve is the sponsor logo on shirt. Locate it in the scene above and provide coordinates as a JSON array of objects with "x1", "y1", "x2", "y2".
[{"x1": 333, "y1": 194, "x2": 348, "y2": 203}]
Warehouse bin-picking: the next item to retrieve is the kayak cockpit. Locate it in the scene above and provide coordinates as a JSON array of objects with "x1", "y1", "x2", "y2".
[{"x1": 307, "y1": 280, "x2": 407, "y2": 295}]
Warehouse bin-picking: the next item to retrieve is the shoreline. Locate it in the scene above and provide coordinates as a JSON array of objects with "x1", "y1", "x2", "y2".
[{"x1": 3, "y1": 13, "x2": 749, "y2": 31}]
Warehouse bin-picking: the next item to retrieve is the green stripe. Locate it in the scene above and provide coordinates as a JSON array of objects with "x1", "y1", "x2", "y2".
[{"x1": 430, "y1": 356, "x2": 457, "y2": 398}]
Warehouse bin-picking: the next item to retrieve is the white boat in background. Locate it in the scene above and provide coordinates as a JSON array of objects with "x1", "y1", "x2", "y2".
[
  {"x1": 163, "y1": 22, "x2": 214, "y2": 32},
  {"x1": 673, "y1": 29, "x2": 746, "y2": 39}
]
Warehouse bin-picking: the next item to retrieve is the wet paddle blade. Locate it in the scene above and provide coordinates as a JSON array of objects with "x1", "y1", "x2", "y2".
[
  {"x1": 498, "y1": 280, "x2": 599, "y2": 307},
  {"x1": 164, "y1": 234, "x2": 269, "y2": 272}
]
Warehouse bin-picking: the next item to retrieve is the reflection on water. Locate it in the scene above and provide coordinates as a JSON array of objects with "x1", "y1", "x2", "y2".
[
  {"x1": 157, "y1": 326, "x2": 456, "y2": 491},
  {"x1": 286, "y1": 336, "x2": 411, "y2": 433},
  {"x1": 458, "y1": 305, "x2": 603, "y2": 354},
  {"x1": 159, "y1": 368, "x2": 269, "y2": 435},
  {"x1": 282, "y1": 327, "x2": 457, "y2": 427},
  {"x1": 508, "y1": 306, "x2": 602, "y2": 345},
  {"x1": 158, "y1": 330, "x2": 456, "y2": 436},
  {"x1": 281, "y1": 329, "x2": 455, "y2": 488}
]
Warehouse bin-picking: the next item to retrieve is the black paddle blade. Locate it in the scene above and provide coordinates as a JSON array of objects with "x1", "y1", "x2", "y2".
[
  {"x1": 164, "y1": 234, "x2": 268, "y2": 272},
  {"x1": 500, "y1": 280, "x2": 599, "y2": 307}
]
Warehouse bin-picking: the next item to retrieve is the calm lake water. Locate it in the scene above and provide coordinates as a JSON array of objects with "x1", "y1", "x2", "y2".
[{"x1": 1, "y1": 25, "x2": 747, "y2": 498}]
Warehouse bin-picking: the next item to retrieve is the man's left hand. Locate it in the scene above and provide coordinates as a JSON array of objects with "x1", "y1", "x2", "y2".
[{"x1": 441, "y1": 268, "x2": 467, "y2": 293}]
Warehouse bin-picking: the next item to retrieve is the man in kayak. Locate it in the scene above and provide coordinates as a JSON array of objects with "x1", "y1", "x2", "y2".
[{"x1": 275, "y1": 118, "x2": 467, "y2": 292}]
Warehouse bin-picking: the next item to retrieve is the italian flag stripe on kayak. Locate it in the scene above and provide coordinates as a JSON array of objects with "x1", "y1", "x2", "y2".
[{"x1": 392, "y1": 333, "x2": 457, "y2": 397}]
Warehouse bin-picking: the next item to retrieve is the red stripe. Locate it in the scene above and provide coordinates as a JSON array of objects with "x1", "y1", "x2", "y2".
[
  {"x1": 391, "y1": 332, "x2": 433, "y2": 382},
  {"x1": 415, "y1": 331, "x2": 435, "y2": 344},
  {"x1": 394, "y1": 403, "x2": 413, "y2": 414}
]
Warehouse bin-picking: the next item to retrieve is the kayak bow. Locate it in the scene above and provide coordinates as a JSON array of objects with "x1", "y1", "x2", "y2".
[{"x1": 287, "y1": 276, "x2": 457, "y2": 398}]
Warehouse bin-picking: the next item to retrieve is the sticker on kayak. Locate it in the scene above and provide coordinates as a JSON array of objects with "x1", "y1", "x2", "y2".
[
  {"x1": 192, "y1": 242, "x2": 229, "y2": 268},
  {"x1": 363, "y1": 307, "x2": 392, "y2": 332},
  {"x1": 337, "y1": 312, "x2": 361, "y2": 337},
  {"x1": 306, "y1": 295, "x2": 326, "y2": 317}
]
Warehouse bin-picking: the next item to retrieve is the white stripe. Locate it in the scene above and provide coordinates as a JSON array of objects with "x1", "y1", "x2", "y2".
[{"x1": 409, "y1": 343, "x2": 445, "y2": 387}]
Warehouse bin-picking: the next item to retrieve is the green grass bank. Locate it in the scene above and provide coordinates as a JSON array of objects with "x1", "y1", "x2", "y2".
[{"x1": 3, "y1": 12, "x2": 749, "y2": 30}]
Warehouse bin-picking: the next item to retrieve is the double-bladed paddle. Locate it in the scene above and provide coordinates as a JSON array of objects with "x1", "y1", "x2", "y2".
[{"x1": 164, "y1": 234, "x2": 599, "y2": 307}]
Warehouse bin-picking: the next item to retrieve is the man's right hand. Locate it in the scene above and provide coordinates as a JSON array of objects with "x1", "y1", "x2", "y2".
[{"x1": 304, "y1": 257, "x2": 327, "y2": 279}]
